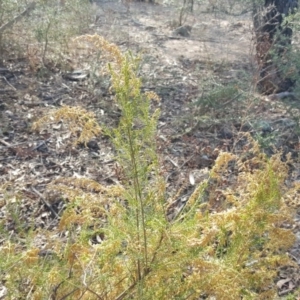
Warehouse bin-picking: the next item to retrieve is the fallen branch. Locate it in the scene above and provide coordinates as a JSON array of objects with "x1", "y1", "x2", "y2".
[
  {"x1": 268, "y1": 91, "x2": 297, "y2": 100},
  {"x1": 0, "y1": 2, "x2": 36, "y2": 34}
]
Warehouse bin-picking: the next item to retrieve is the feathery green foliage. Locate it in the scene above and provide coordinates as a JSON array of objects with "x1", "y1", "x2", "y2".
[
  {"x1": 32, "y1": 105, "x2": 101, "y2": 145},
  {"x1": 0, "y1": 35, "x2": 298, "y2": 299}
]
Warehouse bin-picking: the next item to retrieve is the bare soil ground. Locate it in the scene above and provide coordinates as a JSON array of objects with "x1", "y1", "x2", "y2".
[{"x1": 1, "y1": 1, "x2": 300, "y2": 297}]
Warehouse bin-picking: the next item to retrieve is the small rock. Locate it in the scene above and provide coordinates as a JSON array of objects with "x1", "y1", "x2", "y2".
[
  {"x1": 0, "y1": 285, "x2": 8, "y2": 299},
  {"x1": 5, "y1": 110, "x2": 14, "y2": 117},
  {"x1": 173, "y1": 25, "x2": 192, "y2": 37},
  {"x1": 87, "y1": 140, "x2": 100, "y2": 152},
  {"x1": 63, "y1": 70, "x2": 88, "y2": 81},
  {"x1": 219, "y1": 126, "x2": 233, "y2": 139}
]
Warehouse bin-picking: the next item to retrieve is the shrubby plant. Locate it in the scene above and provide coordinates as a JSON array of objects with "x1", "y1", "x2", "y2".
[
  {"x1": 32, "y1": 105, "x2": 101, "y2": 145},
  {"x1": 1, "y1": 35, "x2": 298, "y2": 299},
  {"x1": 0, "y1": 0, "x2": 93, "y2": 71}
]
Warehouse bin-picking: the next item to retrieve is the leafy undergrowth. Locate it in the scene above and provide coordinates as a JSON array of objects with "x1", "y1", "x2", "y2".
[{"x1": 0, "y1": 35, "x2": 299, "y2": 299}]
